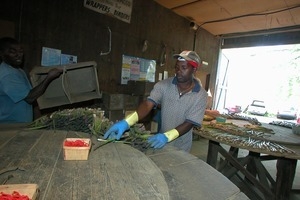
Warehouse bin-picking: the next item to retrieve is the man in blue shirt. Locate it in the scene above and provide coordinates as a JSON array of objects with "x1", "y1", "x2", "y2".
[{"x1": 0, "y1": 37, "x2": 62, "y2": 123}]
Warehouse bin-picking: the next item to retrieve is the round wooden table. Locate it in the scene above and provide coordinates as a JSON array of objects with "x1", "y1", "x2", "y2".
[{"x1": 0, "y1": 124, "x2": 248, "y2": 200}]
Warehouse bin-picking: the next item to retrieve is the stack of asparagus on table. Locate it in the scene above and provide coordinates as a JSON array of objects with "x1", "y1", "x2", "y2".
[{"x1": 27, "y1": 107, "x2": 152, "y2": 151}]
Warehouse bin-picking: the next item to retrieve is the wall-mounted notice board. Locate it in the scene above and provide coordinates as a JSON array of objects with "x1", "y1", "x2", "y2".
[{"x1": 121, "y1": 55, "x2": 156, "y2": 84}]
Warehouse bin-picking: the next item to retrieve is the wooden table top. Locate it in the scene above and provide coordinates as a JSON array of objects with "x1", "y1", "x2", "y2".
[
  {"x1": 0, "y1": 125, "x2": 249, "y2": 200},
  {"x1": 195, "y1": 119, "x2": 300, "y2": 159},
  {"x1": 0, "y1": 129, "x2": 169, "y2": 199},
  {"x1": 228, "y1": 119, "x2": 300, "y2": 145}
]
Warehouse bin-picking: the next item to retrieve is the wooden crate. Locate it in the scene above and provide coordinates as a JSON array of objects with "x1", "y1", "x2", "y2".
[
  {"x1": 0, "y1": 184, "x2": 38, "y2": 200},
  {"x1": 30, "y1": 61, "x2": 101, "y2": 109},
  {"x1": 63, "y1": 138, "x2": 91, "y2": 160}
]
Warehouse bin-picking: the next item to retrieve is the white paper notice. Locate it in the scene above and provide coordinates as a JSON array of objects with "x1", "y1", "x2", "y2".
[
  {"x1": 158, "y1": 73, "x2": 162, "y2": 81},
  {"x1": 163, "y1": 71, "x2": 168, "y2": 80}
]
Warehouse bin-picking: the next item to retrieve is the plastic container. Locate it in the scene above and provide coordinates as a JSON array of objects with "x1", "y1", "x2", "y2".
[
  {"x1": 63, "y1": 138, "x2": 91, "y2": 160},
  {"x1": 216, "y1": 117, "x2": 226, "y2": 123}
]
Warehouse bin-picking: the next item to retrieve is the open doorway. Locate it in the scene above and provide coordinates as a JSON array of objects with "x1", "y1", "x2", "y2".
[{"x1": 214, "y1": 44, "x2": 300, "y2": 117}]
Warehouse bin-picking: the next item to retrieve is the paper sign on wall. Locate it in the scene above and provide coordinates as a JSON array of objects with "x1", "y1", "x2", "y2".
[
  {"x1": 121, "y1": 55, "x2": 156, "y2": 84},
  {"x1": 61, "y1": 54, "x2": 78, "y2": 65},
  {"x1": 83, "y1": 0, "x2": 133, "y2": 23},
  {"x1": 41, "y1": 47, "x2": 61, "y2": 66},
  {"x1": 41, "y1": 47, "x2": 77, "y2": 66}
]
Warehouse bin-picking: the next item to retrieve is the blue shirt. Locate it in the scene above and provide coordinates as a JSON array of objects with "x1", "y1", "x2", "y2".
[
  {"x1": 147, "y1": 77, "x2": 208, "y2": 152},
  {"x1": 0, "y1": 62, "x2": 33, "y2": 123}
]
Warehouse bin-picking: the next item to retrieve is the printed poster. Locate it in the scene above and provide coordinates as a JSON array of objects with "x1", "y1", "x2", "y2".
[
  {"x1": 61, "y1": 54, "x2": 78, "y2": 65},
  {"x1": 41, "y1": 47, "x2": 78, "y2": 66},
  {"x1": 121, "y1": 55, "x2": 156, "y2": 84},
  {"x1": 41, "y1": 47, "x2": 61, "y2": 66}
]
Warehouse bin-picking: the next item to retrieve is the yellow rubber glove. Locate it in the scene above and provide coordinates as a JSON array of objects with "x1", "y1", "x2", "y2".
[
  {"x1": 124, "y1": 111, "x2": 139, "y2": 126},
  {"x1": 164, "y1": 129, "x2": 180, "y2": 142}
]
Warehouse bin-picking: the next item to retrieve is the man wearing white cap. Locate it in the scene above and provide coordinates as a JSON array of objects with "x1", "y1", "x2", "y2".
[{"x1": 104, "y1": 50, "x2": 208, "y2": 152}]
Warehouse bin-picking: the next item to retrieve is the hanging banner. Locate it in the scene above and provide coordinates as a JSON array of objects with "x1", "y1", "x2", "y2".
[{"x1": 83, "y1": 0, "x2": 133, "y2": 23}]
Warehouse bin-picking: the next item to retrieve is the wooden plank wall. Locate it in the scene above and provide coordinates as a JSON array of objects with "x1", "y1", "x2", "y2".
[{"x1": 0, "y1": 0, "x2": 220, "y2": 98}]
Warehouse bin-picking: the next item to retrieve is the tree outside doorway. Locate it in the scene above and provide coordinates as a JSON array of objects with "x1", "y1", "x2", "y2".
[{"x1": 215, "y1": 44, "x2": 300, "y2": 116}]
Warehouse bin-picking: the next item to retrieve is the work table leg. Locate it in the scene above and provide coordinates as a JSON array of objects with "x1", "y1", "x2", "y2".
[
  {"x1": 275, "y1": 158, "x2": 297, "y2": 200},
  {"x1": 207, "y1": 140, "x2": 219, "y2": 168}
]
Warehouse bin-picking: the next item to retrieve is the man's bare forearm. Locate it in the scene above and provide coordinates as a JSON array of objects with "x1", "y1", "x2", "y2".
[{"x1": 25, "y1": 68, "x2": 63, "y2": 104}]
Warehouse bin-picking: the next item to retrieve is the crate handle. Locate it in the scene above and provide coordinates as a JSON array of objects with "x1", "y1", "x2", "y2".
[{"x1": 61, "y1": 66, "x2": 73, "y2": 103}]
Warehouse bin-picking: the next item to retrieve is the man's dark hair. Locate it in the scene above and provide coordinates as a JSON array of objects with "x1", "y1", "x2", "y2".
[{"x1": 0, "y1": 37, "x2": 20, "y2": 52}]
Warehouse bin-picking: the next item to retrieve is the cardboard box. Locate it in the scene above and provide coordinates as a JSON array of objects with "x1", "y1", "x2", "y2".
[
  {"x1": 102, "y1": 93, "x2": 124, "y2": 110},
  {"x1": 0, "y1": 184, "x2": 38, "y2": 200},
  {"x1": 102, "y1": 93, "x2": 140, "y2": 110},
  {"x1": 30, "y1": 61, "x2": 101, "y2": 109},
  {"x1": 150, "y1": 121, "x2": 158, "y2": 133},
  {"x1": 124, "y1": 110, "x2": 135, "y2": 118},
  {"x1": 125, "y1": 81, "x2": 155, "y2": 96},
  {"x1": 104, "y1": 110, "x2": 124, "y2": 122},
  {"x1": 124, "y1": 95, "x2": 140, "y2": 110},
  {"x1": 63, "y1": 138, "x2": 91, "y2": 160}
]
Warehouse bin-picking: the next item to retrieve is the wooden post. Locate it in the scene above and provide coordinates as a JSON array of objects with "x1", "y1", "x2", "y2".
[{"x1": 276, "y1": 158, "x2": 297, "y2": 200}]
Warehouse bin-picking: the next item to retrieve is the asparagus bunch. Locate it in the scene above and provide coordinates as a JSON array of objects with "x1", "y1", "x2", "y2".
[
  {"x1": 27, "y1": 107, "x2": 112, "y2": 136},
  {"x1": 122, "y1": 124, "x2": 153, "y2": 152},
  {"x1": 28, "y1": 108, "x2": 154, "y2": 151}
]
